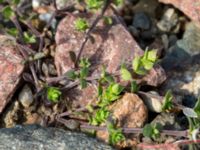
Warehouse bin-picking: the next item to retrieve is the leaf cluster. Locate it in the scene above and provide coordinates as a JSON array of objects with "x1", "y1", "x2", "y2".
[
  {"x1": 133, "y1": 49, "x2": 157, "y2": 75},
  {"x1": 66, "y1": 58, "x2": 91, "y2": 89},
  {"x1": 143, "y1": 123, "x2": 162, "y2": 140},
  {"x1": 74, "y1": 18, "x2": 89, "y2": 32},
  {"x1": 162, "y1": 90, "x2": 173, "y2": 112},
  {"x1": 47, "y1": 87, "x2": 62, "y2": 103},
  {"x1": 107, "y1": 122, "x2": 125, "y2": 145}
]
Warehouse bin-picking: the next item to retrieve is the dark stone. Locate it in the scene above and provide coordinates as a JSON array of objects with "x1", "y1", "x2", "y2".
[
  {"x1": 0, "y1": 125, "x2": 114, "y2": 150},
  {"x1": 132, "y1": 12, "x2": 151, "y2": 30}
]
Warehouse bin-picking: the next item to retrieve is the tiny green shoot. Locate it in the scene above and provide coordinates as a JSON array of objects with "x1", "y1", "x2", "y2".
[
  {"x1": 74, "y1": 18, "x2": 89, "y2": 32},
  {"x1": 47, "y1": 87, "x2": 62, "y2": 103}
]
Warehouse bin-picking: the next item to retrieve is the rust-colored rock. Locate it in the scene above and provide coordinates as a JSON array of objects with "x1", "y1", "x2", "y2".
[
  {"x1": 0, "y1": 35, "x2": 24, "y2": 113},
  {"x1": 97, "y1": 93, "x2": 147, "y2": 146},
  {"x1": 55, "y1": 10, "x2": 165, "y2": 107},
  {"x1": 159, "y1": 0, "x2": 200, "y2": 24}
]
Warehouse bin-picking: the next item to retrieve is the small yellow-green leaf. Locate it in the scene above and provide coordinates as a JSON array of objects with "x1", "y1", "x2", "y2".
[{"x1": 120, "y1": 66, "x2": 132, "y2": 81}]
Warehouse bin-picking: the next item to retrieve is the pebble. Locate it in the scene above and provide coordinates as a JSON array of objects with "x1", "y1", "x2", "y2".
[
  {"x1": 132, "y1": 12, "x2": 151, "y2": 30},
  {"x1": 157, "y1": 8, "x2": 179, "y2": 32},
  {"x1": 18, "y1": 85, "x2": 34, "y2": 108}
]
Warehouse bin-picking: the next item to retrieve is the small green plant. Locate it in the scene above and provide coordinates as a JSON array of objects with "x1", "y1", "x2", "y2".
[
  {"x1": 47, "y1": 87, "x2": 62, "y2": 103},
  {"x1": 2, "y1": 6, "x2": 14, "y2": 20},
  {"x1": 74, "y1": 18, "x2": 89, "y2": 32},
  {"x1": 143, "y1": 123, "x2": 162, "y2": 140},
  {"x1": 107, "y1": 122, "x2": 125, "y2": 145},
  {"x1": 98, "y1": 83, "x2": 124, "y2": 107},
  {"x1": 23, "y1": 32, "x2": 36, "y2": 44},
  {"x1": 133, "y1": 49, "x2": 157, "y2": 75},
  {"x1": 89, "y1": 107, "x2": 110, "y2": 125},
  {"x1": 66, "y1": 58, "x2": 91, "y2": 89},
  {"x1": 86, "y1": 0, "x2": 104, "y2": 10},
  {"x1": 162, "y1": 90, "x2": 173, "y2": 112}
]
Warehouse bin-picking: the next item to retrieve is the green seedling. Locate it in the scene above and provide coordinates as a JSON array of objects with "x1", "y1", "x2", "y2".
[
  {"x1": 89, "y1": 107, "x2": 110, "y2": 125},
  {"x1": 143, "y1": 123, "x2": 162, "y2": 140},
  {"x1": 162, "y1": 90, "x2": 173, "y2": 112},
  {"x1": 74, "y1": 18, "x2": 89, "y2": 32},
  {"x1": 133, "y1": 49, "x2": 157, "y2": 75},
  {"x1": 98, "y1": 83, "x2": 124, "y2": 107},
  {"x1": 86, "y1": 0, "x2": 104, "y2": 10},
  {"x1": 47, "y1": 87, "x2": 62, "y2": 103},
  {"x1": 107, "y1": 122, "x2": 125, "y2": 145},
  {"x1": 23, "y1": 32, "x2": 36, "y2": 44}
]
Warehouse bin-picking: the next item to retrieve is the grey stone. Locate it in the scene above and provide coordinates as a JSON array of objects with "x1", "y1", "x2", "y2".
[
  {"x1": 157, "y1": 8, "x2": 179, "y2": 32},
  {"x1": 18, "y1": 84, "x2": 34, "y2": 108},
  {"x1": 0, "y1": 125, "x2": 114, "y2": 150},
  {"x1": 177, "y1": 22, "x2": 200, "y2": 56},
  {"x1": 132, "y1": 12, "x2": 151, "y2": 30}
]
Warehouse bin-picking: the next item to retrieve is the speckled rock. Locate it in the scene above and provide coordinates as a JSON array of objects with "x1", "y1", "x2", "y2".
[
  {"x1": 161, "y1": 63, "x2": 200, "y2": 100},
  {"x1": 96, "y1": 93, "x2": 147, "y2": 145},
  {"x1": 55, "y1": 10, "x2": 166, "y2": 108},
  {"x1": 0, "y1": 35, "x2": 24, "y2": 113},
  {"x1": 0, "y1": 125, "x2": 114, "y2": 150}
]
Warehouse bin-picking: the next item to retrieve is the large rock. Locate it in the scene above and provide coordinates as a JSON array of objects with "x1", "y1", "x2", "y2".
[
  {"x1": 159, "y1": 0, "x2": 200, "y2": 25},
  {"x1": 55, "y1": 10, "x2": 165, "y2": 108},
  {"x1": 0, "y1": 35, "x2": 24, "y2": 113},
  {"x1": 97, "y1": 93, "x2": 147, "y2": 146},
  {"x1": 0, "y1": 125, "x2": 114, "y2": 150}
]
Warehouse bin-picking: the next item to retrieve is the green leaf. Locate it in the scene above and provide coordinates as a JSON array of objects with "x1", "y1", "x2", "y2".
[
  {"x1": 132, "y1": 56, "x2": 141, "y2": 71},
  {"x1": 194, "y1": 97, "x2": 200, "y2": 117},
  {"x1": 2, "y1": 6, "x2": 14, "y2": 20},
  {"x1": 141, "y1": 58, "x2": 154, "y2": 70},
  {"x1": 80, "y1": 67, "x2": 89, "y2": 78},
  {"x1": 143, "y1": 124, "x2": 154, "y2": 138},
  {"x1": 131, "y1": 81, "x2": 139, "y2": 93},
  {"x1": 79, "y1": 58, "x2": 91, "y2": 68},
  {"x1": 162, "y1": 90, "x2": 173, "y2": 112},
  {"x1": 104, "y1": 74, "x2": 115, "y2": 83},
  {"x1": 111, "y1": 83, "x2": 124, "y2": 95},
  {"x1": 47, "y1": 87, "x2": 62, "y2": 103},
  {"x1": 6, "y1": 28, "x2": 18, "y2": 37},
  {"x1": 147, "y1": 50, "x2": 157, "y2": 62},
  {"x1": 23, "y1": 32, "x2": 36, "y2": 44},
  {"x1": 107, "y1": 123, "x2": 125, "y2": 145},
  {"x1": 120, "y1": 65, "x2": 132, "y2": 81},
  {"x1": 74, "y1": 18, "x2": 89, "y2": 32},
  {"x1": 97, "y1": 84, "x2": 103, "y2": 97},
  {"x1": 86, "y1": 0, "x2": 103, "y2": 10},
  {"x1": 80, "y1": 79, "x2": 87, "y2": 89},
  {"x1": 66, "y1": 70, "x2": 77, "y2": 80},
  {"x1": 103, "y1": 16, "x2": 113, "y2": 25},
  {"x1": 89, "y1": 107, "x2": 110, "y2": 125}
]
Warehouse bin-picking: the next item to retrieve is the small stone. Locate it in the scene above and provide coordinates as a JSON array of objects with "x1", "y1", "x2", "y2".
[
  {"x1": 157, "y1": 8, "x2": 179, "y2": 32},
  {"x1": 132, "y1": 12, "x2": 151, "y2": 30},
  {"x1": 0, "y1": 35, "x2": 24, "y2": 113},
  {"x1": 177, "y1": 22, "x2": 200, "y2": 56},
  {"x1": 18, "y1": 85, "x2": 34, "y2": 108},
  {"x1": 139, "y1": 91, "x2": 163, "y2": 113},
  {"x1": 1, "y1": 101, "x2": 20, "y2": 128},
  {"x1": 0, "y1": 125, "x2": 114, "y2": 150},
  {"x1": 96, "y1": 93, "x2": 147, "y2": 145}
]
